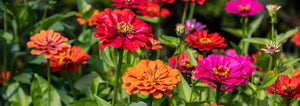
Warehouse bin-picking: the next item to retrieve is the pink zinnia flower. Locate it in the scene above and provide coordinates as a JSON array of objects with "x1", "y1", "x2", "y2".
[
  {"x1": 225, "y1": 0, "x2": 263, "y2": 17},
  {"x1": 178, "y1": 19, "x2": 206, "y2": 36},
  {"x1": 194, "y1": 54, "x2": 255, "y2": 92},
  {"x1": 169, "y1": 52, "x2": 195, "y2": 76}
]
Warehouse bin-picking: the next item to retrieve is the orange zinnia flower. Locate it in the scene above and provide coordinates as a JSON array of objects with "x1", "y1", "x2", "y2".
[
  {"x1": 76, "y1": 9, "x2": 100, "y2": 27},
  {"x1": 27, "y1": 30, "x2": 70, "y2": 59},
  {"x1": 122, "y1": 59, "x2": 181, "y2": 99},
  {"x1": 145, "y1": 38, "x2": 163, "y2": 51},
  {"x1": 50, "y1": 46, "x2": 89, "y2": 72},
  {"x1": 293, "y1": 69, "x2": 300, "y2": 78}
]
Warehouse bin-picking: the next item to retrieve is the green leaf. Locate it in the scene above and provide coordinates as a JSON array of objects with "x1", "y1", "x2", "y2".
[
  {"x1": 276, "y1": 27, "x2": 300, "y2": 43},
  {"x1": 88, "y1": 56, "x2": 108, "y2": 80},
  {"x1": 90, "y1": 77, "x2": 100, "y2": 95},
  {"x1": 72, "y1": 99, "x2": 98, "y2": 106},
  {"x1": 248, "y1": 15, "x2": 264, "y2": 35},
  {"x1": 57, "y1": 91, "x2": 74, "y2": 106},
  {"x1": 77, "y1": 0, "x2": 92, "y2": 18},
  {"x1": 77, "y1": 29, "x2": 98, "y2": 52},
  {"x1": 284, "y1": 58, "x2": 300, "y2": 67},
  {"x1": 128, "y1": 101, "x2": 147, "y2": 106},
  {"x1": 186, "y1": 49, "x2": 198, "y2": 66},
  {"x1": 6, "y1": 82, "x2": 31, "y2": 106},
  {"x1": 158, "y1": 35, "x2": 178, "y2": 47},
  {"x1": 258, "y1": 71, "x2": 278, "y2": 90},
  {"x1": 13, "y1": 73, "x2": 32, "y2": 84},
  {"x1": 222, "y1": 27, "x2": 243, "y2": 38},
  {"x1": 178, "y1": 74, "x2": 192, "y2": 103},
  {"x1": 137, "y1": 15, "x2": 159, "y2": 23},
  {"x1": 74, "y1": 73, "x2": 98, "y2": 91},
  {"x1": 36, "y1": 11, "x2": 76, "y2": 30},
  {"x1": 0, "y1": 30, "x2": 13, "y2": 41},
  {"x1": 93, "y1": 94, "x2": 112, "y2": 106},
  {"x1": 31, "y1": 74, "x2": 61, "y2": 106},
  {"x1": 25, "y1": 48, "x2": 47, "y2": 64},
  {"x1": 230, "y1": 41, "x2": 242, "y2": 55},
  {"x1": 242, "y1": 37, "x2": 271, "y2": 45},
  {"x1": 99, "y1": 46, "x2": 115, "y2": 67}
]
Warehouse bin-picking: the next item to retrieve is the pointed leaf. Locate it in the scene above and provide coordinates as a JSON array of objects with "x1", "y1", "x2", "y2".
[
  {"x1": 222, "y1": 27, "x2": 243, "y2": 38},
  {"x1": 137, "y1": 15, "x2": 159, "y2": 23},
  {"x1": 258, "y1": 71, "x2": 278, "y2": 90},
  {"x1": 248, "y1": 15, "x2": 264, "y2": 35},
  {"x1": 242, "y1": 38, "x2": 271, "y2": 45},
  {"x1": 186, "y1": 49, "x2": 198, "y2": 66},
  {"x1": 74, "y1": 73, "x2": 98, "y2": 91},
  {"x1": 93, "y1": 94, "x2": 112, "y2": 106},
  {"x1": 158, "y1": 35, "x2": 179, "y2": 47},
  {"x1": 276, "y1": 27, "x2": 300, "y2": 43}
]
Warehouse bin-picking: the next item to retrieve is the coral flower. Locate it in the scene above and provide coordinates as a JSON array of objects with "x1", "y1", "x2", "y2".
[
  {"x1": 111, "y1": 0, "x2": 147, "y2": 8},
  {"x1": 266, "y1": 75, "x2": 300, "y2": 99},
  {"x1": 145, "y1": 38, "x2": 163, "y2": 51},
  {"x1": 137, "y1": 2, "x2": 170, "y2": 18},
  {"x1": 225, "y1": 0, "x2": 263, "y2": 17},
  {"x1": 27, "y1": 30, "x2": 70, "y2": 59},
  {"x1": 169, "y1": 52, "x2": 195, "y2": 75},
  {"x1": 180, "y1": 19, "x2": 206, "y2": 36},
  {"x1": 293, "y1": 69, "x2": 300, "y2": 78},
  {"x1": 291, "y1": 32, "x2": 300, "y2": 46},
  {"x1": 185, "y1": 30, "x2": 227, "y2": 51},
  {"x1": 94, "y1": 10, "x2": 153, "y2": 51},
  {"x1": 152, "y1": 0, "x2": 174, "y2": 4},
  {"x1": 183, "y1": 0, "x2": 206, "y2": 5},
  {"x1": 50, "y1": 46, "x2": 89, "y2": 72},
  {"x1": 76, "y1": 9, "x2": 100, "y2": 27},
  {"x1": 0, "y1": 71, "x2": 10, "y2": 84},
  {"x1": 194, "y1": 54, "x2": 255, "y2": 91},
  {"x1": 122, "y1": 59, "x2": 181, "y2": 99}
]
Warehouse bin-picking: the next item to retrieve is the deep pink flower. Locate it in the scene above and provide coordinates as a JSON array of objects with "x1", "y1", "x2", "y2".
[
  {"x1": 225, "y1": 0, "x2": 263, "y2": 17},
  {"x1": 194, "y1": 54, "x2": 255, "y2": 91},
  {"x1": 169, "y1": 52, "x2": 195, "y2": 75}
]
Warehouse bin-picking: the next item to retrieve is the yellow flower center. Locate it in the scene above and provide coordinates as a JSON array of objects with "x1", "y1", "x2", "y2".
[
  {"x1": 199, "y1": 38, "x2": 212, "y2": 45},
  {"x1": 181, "y1": 59, "x2": 194, "y2": 69},
  {"x1": 148, "y1": 7, "x2": 157, "y2": 13},
  {"x1": 117, "y1": 22, "x2": 134, "y2": 35},
  {"x1": 213, "y1": 65, "x2": 230, "y2": 77},
  {"x1": 282, "y1": 84, "x2": 296, "y2": 93},
  {"x1": 239, "y1": 5, "x2": 250, "y2": 14},
  {"x1": 43, "y1": 40, "x2": 56, "y2": 47},
  {"x1": 59, "y1": 55, "x2": 73, "y2": 69}
]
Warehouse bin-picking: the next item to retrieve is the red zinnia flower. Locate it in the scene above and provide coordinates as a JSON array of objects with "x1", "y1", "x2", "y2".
[
  {"x1": 183, "y1": 0, "x2": 206, "y2": 5},
  {"x1": 266, "y1": 75, "x2": 300, "y2": 99},
  {"x1": 50, "y1": 46, "x2": 89, "y2": 72},
  {"x1": 145, "y1": 38, "x2": 163, "y2": 51},
  {"x1": 94, "y1": 10, "x2": 153, "y2": 51},
  {"x1": 0, "y1": 71, "x2": 10, "y2": 84},
  {"x1": 168, "y1": 52, "x2": 195, "y2": 75},
  {"x1": 185, "y1": 30, "x2": 227, "y2": 51},
  {"x1": 137, "y1": 2, "x2": 170, "y2": 18},
  {"x1": 111, "y1": 0, "x2": 147, "y2": 8},
  {"x1": 291, "y1": 32, "x2": 300, "y2": 46},
  {"x1": 27, "y1": 30, "x2": 71, "y2": 59}
]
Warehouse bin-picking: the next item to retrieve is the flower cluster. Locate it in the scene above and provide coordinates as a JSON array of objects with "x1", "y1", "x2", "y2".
[
  {"x1": 194, "y1": 54, "x2": 255, "y2": 91},
  {"x1": 122, "y1": 60, "x2": 181, "y2": 99}
]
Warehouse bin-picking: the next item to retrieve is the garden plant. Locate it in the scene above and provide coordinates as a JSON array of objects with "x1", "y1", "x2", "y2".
[{"x1": 1, "y1": 0, "x2": 300, "y2": 106}]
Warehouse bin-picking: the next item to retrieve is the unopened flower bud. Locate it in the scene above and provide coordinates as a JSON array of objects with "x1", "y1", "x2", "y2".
[
  {"x1": 266, "y1": 4, "x2": 281, "y2": 23},
  {"x1": 176, "y1": 24, "x2": 185, "y2": 37}
]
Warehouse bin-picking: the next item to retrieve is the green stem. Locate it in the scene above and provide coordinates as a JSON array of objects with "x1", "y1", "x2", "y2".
[
  {"x1": 286, "y1": 99, "x2": 290, "y2": 106},
  {"x1": 255, "y1": 92, "x2": 258, "y2": 106},
  {"x1": 189, "y1": 83, "x2": 196, "y2": 102},
  {"x1": 174, "y1": 39, "x2": 183, "y2": 69},
  {"x1": 156, "y1": 3, "x2": 163, "y2": 59},
  {"x1": 82, "y1": 23, "x2": 87, "y2": 33},
  {"x1": 47, "y1": 59, "x2": 51, "y2": 106},
  {"x1": 148, "y1": 95, "x2": 153, "y2": 106},
  {"x1": 216, "y1": 84, "x2": 221, "y2": 105},
  {"x1": 188, "y1": 1, "x2": 195, "y2": 20},
  {"x1": 272, "y1": 55, "x2": 278, "y2": 106},
  {"x1": 271, "y1": 23, "x2": 275, "y2": 41},
  {"x1": 181, "y1": 2, "x2": 189, "y2": 24},
  {"x1": 112, "y1": 48, "x2": 124, "y2": 106},
  {"x1": 2, "y1": 2, "x2": 7, "y2": 87},
  {"x1": 241, "y1": 17, "x2": 248, "y2": 56},
  {"x1": 39, "y1": 5, "x2": 48, "y2": 31},
  {"x1": 268, "y1": 57, "x2": 273, "y2": 71}
]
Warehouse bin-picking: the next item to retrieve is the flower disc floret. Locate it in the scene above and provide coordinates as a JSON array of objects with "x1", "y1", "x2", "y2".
[{"x1": 122, "y1": 60, "x2": 181, "y2": 99}]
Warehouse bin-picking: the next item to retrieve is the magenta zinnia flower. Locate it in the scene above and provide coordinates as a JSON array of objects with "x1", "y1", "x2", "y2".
[
  {"x1": 225, "y1": 0, "x2": 263, "y2": 17},
  {"x1": 194, "y1": 54, "x2": 255, "y2": 92}
]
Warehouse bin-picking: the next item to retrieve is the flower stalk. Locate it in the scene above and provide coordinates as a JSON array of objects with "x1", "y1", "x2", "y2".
[
  {"x1": 241, "y1": 17, "x2": 248, "y2": 56},
  {"x1": 216, "y1": 84, "x2": 221, "y2": 105},
  {"x1": 47, "y1": 59, "x2": 51, "y2": 106},
  {"x1": 181, "y1": 2, "x2": 189, "y2": 24},
  {"x1": 188, "y1": 1, "x2": 195, "y2": 20},
  {"x1": 112, "y1": 48, "x2": 124, "y2": 106}
]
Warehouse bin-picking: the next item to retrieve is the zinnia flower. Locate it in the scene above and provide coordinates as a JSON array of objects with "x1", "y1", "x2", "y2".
[
  {"x1": 260, "y1": 41, "x2": 281, "y2": 55},
  {"x1": 145, "y1": 38, "x2": 163, "y2": 51},
  {"x1": 94, "y1": 10, "x2": 153, "y2": 51},
  {"x1": 194, "y1": 54, "x2": 255, "y2": 92},
  {"x1": 183, "y1": 0, "x2": 206, "y2": 5},
  {"x1": 266, "y1": 75, "x2": 300, "y2": 99},
  {"x1": 27, "y1": 30, "x2": 71, "y2": 59},
  {"x1": 180, "y1": 19, "x2": 206, "y2": 36},
  {"x1": 266, "y1": 4, "x2": 281, "y2": 16},
  {"x1": 111, "y1": 0, "x2": 147, "y2": 8},
  {"x1": 169, "y1": 52, "x2": 195, "y2": 75},
  {"x1": 225, "y1": 0, "x2": 263, "y2": 17},
  {"x1": 185, "y1": 30, "x2": 227, "y2": 51},
  {"x1": 76, "y1": 9, "x2": 100, "y2": 27},
  {"x1": 50, "y1": 46, "x2": 89, "y2": 72},
  {"x1": 137, "y1": 2, "x2": 170, "y2": 18},
  {"x1": 122, "y1": 59, "x2": 181, "y2": 99},
  {"x1": 293, "y1": 69, "x2": 300, "y2": 78},
  {"x1": 291, "y1": 32, "x2": 300, "y2": 46},
  {"x1": 0, "y1": 71, "x2": 10, "y2": 84}
]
